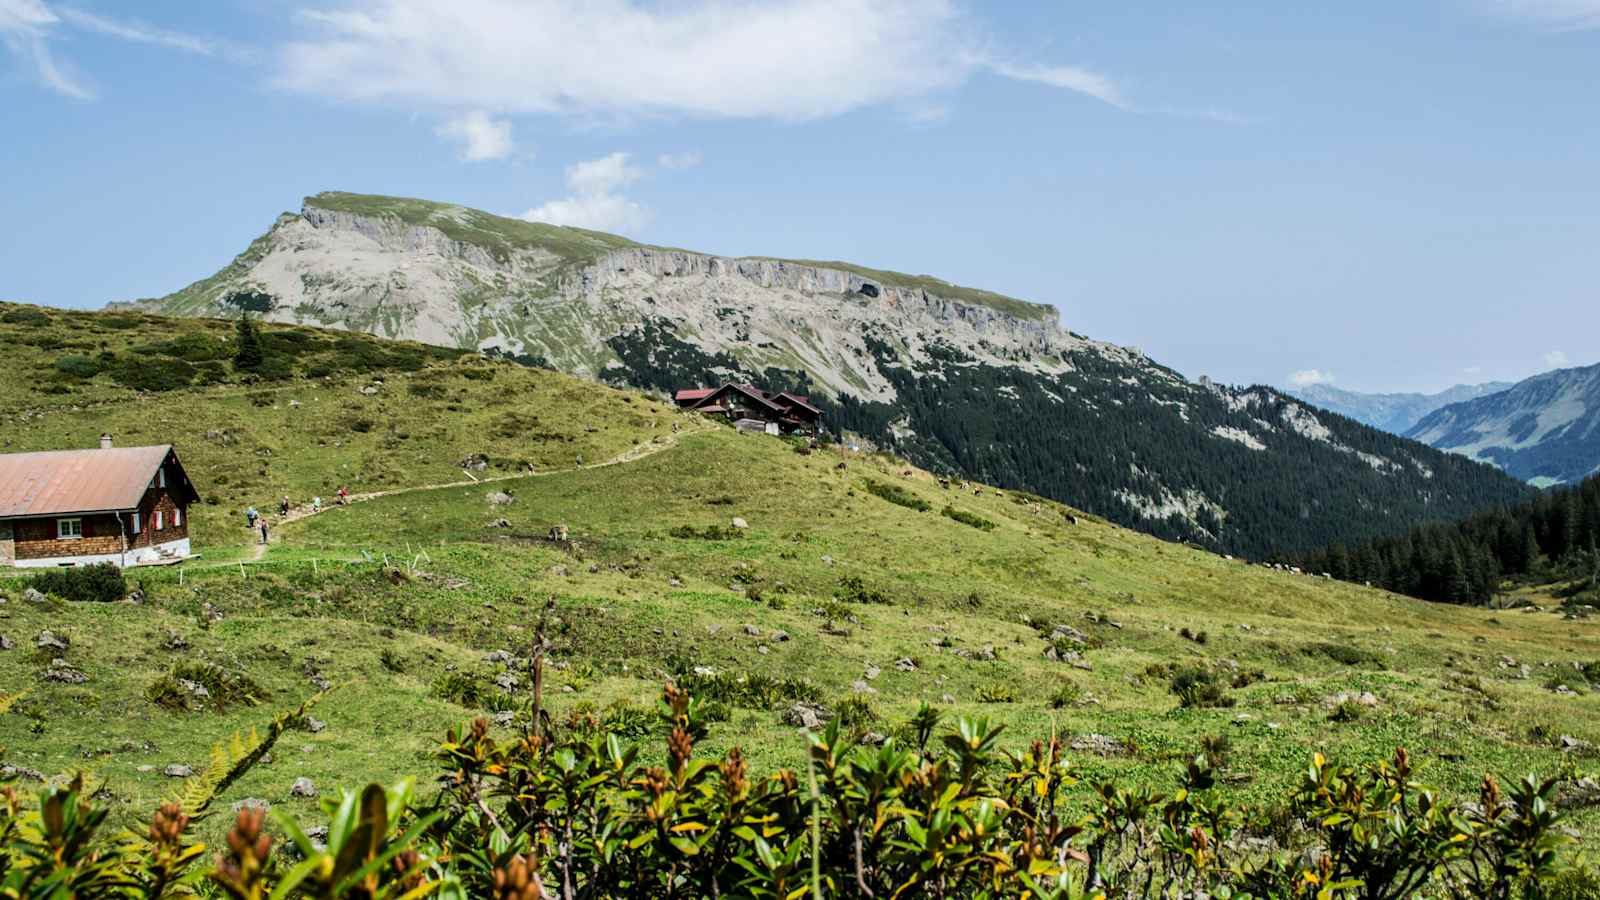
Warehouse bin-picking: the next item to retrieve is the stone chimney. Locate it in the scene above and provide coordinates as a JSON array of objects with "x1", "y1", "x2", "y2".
[{"x1": 100, "y1": 433, "x2": 113, "y2": 449}]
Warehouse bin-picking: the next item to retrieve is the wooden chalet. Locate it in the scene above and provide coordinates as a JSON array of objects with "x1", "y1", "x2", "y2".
[
  {"x1": 673, "y1": 383, "x2": 823, "y2": 436},
  {"x1": 0, "y1": 434, "x2": 200, "y2": 568}
]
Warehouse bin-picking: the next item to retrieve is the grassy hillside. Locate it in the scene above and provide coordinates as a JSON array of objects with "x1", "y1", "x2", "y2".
[{"x1": 3, "y1": 302, "x2": 1600, "y2": 849}]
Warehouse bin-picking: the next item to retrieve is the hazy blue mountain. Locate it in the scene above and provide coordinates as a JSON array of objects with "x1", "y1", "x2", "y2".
[
  {"x1": 1285, "y1": 382, "x2": 1513, "y2": 434},
  {"x1": 1406, "y1": 363, "x2": 1600, "y2": 486}
]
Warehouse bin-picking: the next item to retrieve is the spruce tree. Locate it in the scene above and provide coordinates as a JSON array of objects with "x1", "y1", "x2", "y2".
[{"x1": 234, "y1": 314, "x2": 264, "y2": 371}]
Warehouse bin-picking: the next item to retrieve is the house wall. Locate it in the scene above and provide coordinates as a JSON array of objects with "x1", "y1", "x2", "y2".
[
  {"x1": 0, "y1": 521, "x2": 12, "y2": 565},
  {"x1": 130, "y1": 470, "x2": 189, "y2": 549},
  {"x1": 10, "y1": 537, "x2": 189, "y2": 569},
  {"x1": 12, "y1": 513, "x2": 125, "y2": 561}
]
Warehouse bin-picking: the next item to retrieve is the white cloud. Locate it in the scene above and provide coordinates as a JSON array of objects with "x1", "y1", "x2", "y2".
[
  {"x1": 0, "y1": 0, "x2": 92, "y2": 98},
  {"x1": 1288, "y1": 369, "x2": 1336, "y2": 388},
  {"x1": 53, "y1": 6, "x2": 221, "y2": 55},
  {"x1": 276, "y1": 0, "x2": 1130, "y2": 121},
  {"x1": 657, "y1": 151, "x2": 703, "y2": 170},
  {"x1": 522, "y1": 151, "x2": 648, "y2": 233},
  {"x1": 0, "y1": 0, "x2": 232, "y2": 99},
  {"x1": 1485, "y1": 0, "x2": 1600, "y2": 30},
  {"x1": 435, "y1": 110, "x2": 514, "y2": 161},
  {"x1": 1545, "y1": 350, "x2": 1570, "y2": 369}
]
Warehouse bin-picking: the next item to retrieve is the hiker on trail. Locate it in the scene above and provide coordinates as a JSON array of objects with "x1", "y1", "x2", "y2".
[
  {"x1": 245, "y1": 506, "x2": 258, "y2": 528},
  {"x1": 259, "y1": 519, "x2": 270, "y2": 545},
  {"x1": 337, "y1": 485, "x2": 349, "y2": 505},
  {"x1": 280, "y1": 496, "x2": 290, "y2": 517},
  {"x1": 312, "y1": 496, "x2": 322, "y2": 513}
]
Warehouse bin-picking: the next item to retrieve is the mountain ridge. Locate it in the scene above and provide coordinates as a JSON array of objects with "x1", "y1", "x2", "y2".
[
  {"x1": 131, "y1": 191, "x2": 1535, "y2": 558},
  {"x1": 1284, "y1": 381, "x2": 1514, "y2": 434},
  {"x1": 1406, "y1": 362, "x2": 1600, "y2": 486}
]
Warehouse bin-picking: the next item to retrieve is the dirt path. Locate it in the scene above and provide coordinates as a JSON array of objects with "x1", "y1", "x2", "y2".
[{"x1": 247, "y1": 424, "x2": 706, "y2": 560}]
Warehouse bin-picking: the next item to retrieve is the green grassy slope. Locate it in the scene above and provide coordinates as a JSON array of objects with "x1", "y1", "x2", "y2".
[{"x1": 2, "y1": 303, "x2": 1599, "y2": 844}]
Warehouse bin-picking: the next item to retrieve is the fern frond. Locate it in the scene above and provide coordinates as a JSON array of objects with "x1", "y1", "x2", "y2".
[
  {"x1": 170, "y1": 690, "x2": 328, "y2": 822},
  {"x1": 0, "y1": 689, "x2": 30, "y2": 715}
]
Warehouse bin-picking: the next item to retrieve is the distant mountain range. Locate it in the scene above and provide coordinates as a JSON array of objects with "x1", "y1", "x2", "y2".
[
  {"x1": 1405, "y1": 363, "x2": 1600, "y2": 487},
  {"x1": 1284, "y1": 382, "x2": 1513, "y2": 434},
  {"x1": 125, "y1": 191, "x2": 1536, "y2": 558}
]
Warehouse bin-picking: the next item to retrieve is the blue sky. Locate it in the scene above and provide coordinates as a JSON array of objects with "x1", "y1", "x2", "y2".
[{"x1": 2, "y1": 0, "x2": 1595, "y2": 394}]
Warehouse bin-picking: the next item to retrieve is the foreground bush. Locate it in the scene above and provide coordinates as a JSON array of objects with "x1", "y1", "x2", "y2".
[
  {"x1": 28, "y1": 562, "x2": 125, "y2": 603},
  {"x1": 0, "y1": 682, "x2": 1577, "y2": 898}
]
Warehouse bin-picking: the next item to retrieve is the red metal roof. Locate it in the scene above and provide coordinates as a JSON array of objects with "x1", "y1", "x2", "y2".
[
  {"x1": 674, "y1": 388, "x2": 716, "y2": 402},
  {"x1": 773, "y1": 392, "x2": 823, "y2": 415},
  {"x1": 0, "y1": 445, "x2": 186, "y2": 519}
]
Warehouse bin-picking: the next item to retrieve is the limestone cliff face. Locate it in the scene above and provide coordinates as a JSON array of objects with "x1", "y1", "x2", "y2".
[{"x1": 152, "y1": 195, "x2": 1146, "y2": 401}]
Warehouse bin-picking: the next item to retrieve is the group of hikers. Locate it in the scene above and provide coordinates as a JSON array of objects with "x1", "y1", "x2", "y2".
[{"x1": 245, "y1": 485, "x2": 351, "y2": 543}]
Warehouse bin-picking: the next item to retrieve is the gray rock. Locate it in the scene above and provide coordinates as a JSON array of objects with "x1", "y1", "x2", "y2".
[
  {"x1": 851, "y1": 680, "x2": 877, "y2": 694},
  {"x1": 304, "y1": 716, "x2": 327, "y2": 734},
  {"x1": 742, "y1": 624, "x2": 762, "y2": 637},
  {"x1": 1561, "y1": 735, "x2": 1591, "y2": 753},
  {"x1": 36, "y1": 630, "x2": 68, "y2": 651},
  {"x1": 125, "y1": 589, "x2": 145, "y2": 604},
  {"x1": 23, "y1": 588, "x2": 49, "y2": 605},
  {"x1": 860, "y1": 731, "x2": 889, "y2": 746},
  {"x1": 864, "y1": 665, "x2": 881, "y2": 680},
  {"x1": 488, "y1": 518, "x2": 511, "y2": 529},
  {"x1": 2, "y1": 764, "x2": 45, "y2": 781},
  {"x1": 1049, "y1": 625, "x2": 1088, "y2": 645},
  {"x1": 291, "y1": 777, "x2": 318, "y2": 798},
  {"x1": 770, "y1": 630, "x2": 791, "y2": 642},
  {"x1": 483, "y1": 650, "x2": 514, "y2": 664},
  {"x1": 940, "y1": 693, "x2": 957, "y2": 704},
  {"x1": 1069, "y1": 734, "x2": 1125, "y2": 756},
  {"x1": 1325, "y1": 691, "x2": 1380, "y2": 708},
  {"x1": 486, "y1": 490, "x2": 515, "y2": 506},
  {"x1": 359, "y1": 385, "x2": 379, "y2": 396},
  {"x1": 461, "y1": 454, "x2": 489, "y2": 471},
  {"x1": 894, "y1": 657, "x2": 916, "y2": 672},
  {"x1": 164, "y1": 764, "x2": 194, "y2": 778},
  {"x1": 177, "y1": 678, "x2": 210, "y2": 699},
  {"x1": 162, "y1": 631, "x2": 188, "y2": 650},
  {"x1": 731, "y1": 517, "x2": 749, "y2": 529},
  {"x1": 782, "y1": 701, "x2": 830, "y2": 729},
  {"x1": 232, "y1": 798, "x2": 271, "y2": 813},
  {"x1": 0, "y1": 635, "x2": 13, "y2": 651},
  {"x1": 42, "y1": 659, "x2": 87, "y2": 683}
]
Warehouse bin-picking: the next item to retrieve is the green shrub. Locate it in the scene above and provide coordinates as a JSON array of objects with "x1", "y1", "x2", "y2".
[
  {"x1": 1047, "y1": 680, "x2": 1083, "y2": 709},
  {"x1": 976, "y1": 684, "x2": 1016, "y2": 703},
  {"x1": 667, "y1": 524, "x2": 743, "y2": 541},
  {"x1": 941, "y1": 505, "x2": 996, "y2": 530},
  {"x1": 110, "y1": 358, "x2": 196, "y2": 392},
  {"x1": 431, "y1": 670, "x2": 517, "y2": 712},
  {"x1": 53, "y1": 354, "x2": 100, "y2": 379},
  {"x1": 836, "y1": 574, "x2": 891, "y2": 605},
  {"x1": 29, "y1": 563, "x2": 125, "y2": 603},
  {"x1": 861, "y1": 478, "x2": 931, "y2": 512},
  {"x1": 145, "y1": 662, "x2": 267, "y2": 712},
  {"x1": 833, "y1": 695, "x2": 878, "y2": 728},
  {"x1": 1303, "y1": 642, "x2": 1384, "y2": 668},
  {"x1": 1171, "y1": 667, "x2": 1233, "y2": 708},
  {"x1": 0, "y1": 307, "x2": 51, "y2": 326}
]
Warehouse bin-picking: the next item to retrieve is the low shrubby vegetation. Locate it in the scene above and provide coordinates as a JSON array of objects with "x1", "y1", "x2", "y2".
[
  {"x1": 28, "y1": 563, "x2": 126, "y2": 604},
  {"x1": 861, "y1": 477, "x2": 931, "y2": 512},
  {"x1": 0, "y1": 681, "x2": 1584, "y2": 898}
]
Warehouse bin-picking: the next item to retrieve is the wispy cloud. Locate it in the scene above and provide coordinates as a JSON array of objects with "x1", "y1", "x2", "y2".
[
  {"x1": 1288, "y1": 369, "x2": 1336, "y2": 388},
  {"x1": 435, "y1": 110, "x2": 514, "y2": 161},
  {"x1": 657, "y1": 151, "x2": 702, "y2": 170},
  {"x1": 53, "y1": 6, "x2": 222, "y2": 55},
  {"x1": 0, "y1": 0, "x2": 236, "y2": 99},
  {"x1": 1483, "y1": 0, "x2": 1600, "y2": 30},
  {"x1": 277, "y1": 0, "x2": 1148, "y2": 122},
  {"x1": 0, "y1": 0, "x2": 92, "y2": 98},
  {"x1": 522, "y1": 151, "x2": 648, "y2": 233},
  {"x1": 1545, "y1": 350, "x2": 1570, "y2": 369}
]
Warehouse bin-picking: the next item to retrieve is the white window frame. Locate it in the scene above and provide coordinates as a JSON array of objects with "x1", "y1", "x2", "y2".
[
  {"x1": 57, "y1": 518, "x2": 83, "y2": 540},
  {"x1": 158, "y1": 468, "x2": 167, "y2": 489},
  {"x1": 131, "y1": 512, "x2": 141, "y2": 534},
  {"x1": 174, "y1": 507, "x2": 183, "y2": 527},
  {"x1": 155, "y1": 510, "x2": 165, "y2": 531}
]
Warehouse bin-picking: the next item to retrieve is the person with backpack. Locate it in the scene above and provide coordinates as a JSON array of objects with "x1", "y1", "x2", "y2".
[
  {"x1": 259, "y1": 518, "x2": 270, "y2": 545},
  {"x1": 280, "y1": 495, "x2": 290, "y2": 517},
  {"x1": 246, "y1": 506, "x2": 258, "y2": 528}
]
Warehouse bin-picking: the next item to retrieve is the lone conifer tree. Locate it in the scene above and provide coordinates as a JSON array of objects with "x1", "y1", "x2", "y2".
[{"x1": 234, "y1": 314, "x2": 263, "y2": 371}]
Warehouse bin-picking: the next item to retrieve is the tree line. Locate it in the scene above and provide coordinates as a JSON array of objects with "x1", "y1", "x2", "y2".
[{"x1": 1298, "y1": 473, "x2": 1600, "y2": 605}]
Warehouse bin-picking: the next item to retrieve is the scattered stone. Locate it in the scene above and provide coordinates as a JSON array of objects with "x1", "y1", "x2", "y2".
[
  {"x1": 233, "y1": 798, "x2": 271, "y2": 813},
  {"x1": 549, "y1": 524, "x2": 570, "y2": 541},
  {"x1": 783, "y1": 702, "x2": 829, "y2": 729},
  {"x1": 1560, "y1": 735, "x2": 1591, "y2": 753},
  {"x1": 162, "y1": 631, "x2": 188, "y2": 650},
  {"x1": 1557, "y1": 777, "x2": 1600, "y2": 809},
  {"x1": 484, "y1": 650, "x2": 514, "y2": 664},
  {"x1": 860, "y1": 731, "x2": 889, "y2": 746},
  {"x1": 757, "y1": 645, "x2": 770, "y2": 654},
  {"x1": 894, "y1": 657, "x2": 916, "y2": 672},
  {"x1": 549, "y1": 565, "x2": 568, "y2": 577},
  {"x1": 1324, "y1": 691, "x2": 1379, "y2": 708},
  {"x1": 864, "y1": 665, "x2": 881, "y2": 680},
  {"x1": 940, "y1": 693, "x2": 957, "y2": 704},
  {"x1": 125, "y1": 589, "x2": 145, "y2": 604},
  {"x1": 0, "y1": 635, "x2": 13, "y2": 651},
  {"x1": 136, "y1": 765, "x2": 156, "y2": 773},
  {"x1": 669, "y1": 578, "x2": 683, "y2": 588},
  {"x1": 489, "y1": 518, "x2": 512, "y2": 529},
  {"x1": 42, "y1": 658, "x2": 88, "y2": 683},
  {"x1": 460, "y1": 454, "x2": 489, "y2": 471},
  {"x1": 494, "y1": 672, "x2": 519, "y2": 691},
  {"x1": 742, "y1": 624, "x2": 762, "y2": 637},
  {"x1": 2, "y1": 764, "x2": 45, "y2": 781},
  {"x1": 359, "y1": 385, "x2": 379, "y2": 396},
  {"x1": 1049, "y1": 625, "x2": 1088, "y2": 645},
  {"x1": 770, "y1": 630, "x2": 791, "y2": 642},
  {"x1": 850, "y1": 680, "x2": 877, "y2": 695},
  {"x1": 1069, "y1": 734, "x2": 1125, "y2": 756},
  {"x1": 202, "y1": 602, "x2": 224, "y2": 624},
  {"x1": 491, "y1": 711, "x2": 517, "y2": 727},
  {"x1": 23, "y1": 588, "x2": 49, "y2": 605},
  {"x1": 304, "y1": 717, "x2": 326, "y2": 734},
  {"x1": 731, "y1": 517, "x2": 749, "y2": 530},
  {"x1": 820, "y1": 555, "x2": 833, "y2": 565},
  {"x1": 36, "y1": 630, "x2": 68, "y2": 651},
  {"x1": 290, "y1": 777, "x2": 318, "y2": 798},
  {"x1": 177, "y1": 679, "x2": 210, "y2": 700},
  {"x1": 164, "y1": 764, "x2": 194, "y2": 778},
  {"x1": 486, "y1": 490, "x2": 515, "y2": 506}
]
